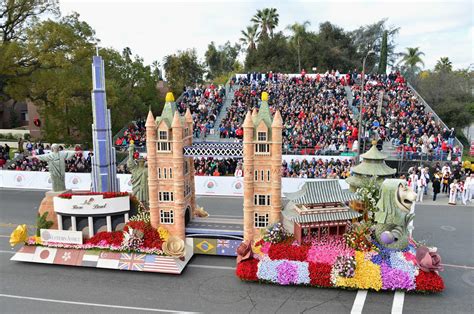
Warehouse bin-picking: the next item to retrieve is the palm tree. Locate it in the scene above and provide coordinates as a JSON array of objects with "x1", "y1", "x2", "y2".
[
  {"x1": 251, "y1": 8, "x2": 279, "y2": 40},
  {"x1": 434, "y1": 57, "x2": 452, "y2": 72},
  {"x1": 399, "y1": 47, "x2": 425, "y2": 73},
  {"x1": 240, "y1": 25, "x2": 260, "y2": 52},
  {"x1": 287, "y1": 21, "x2": 311, "y2": 72}
]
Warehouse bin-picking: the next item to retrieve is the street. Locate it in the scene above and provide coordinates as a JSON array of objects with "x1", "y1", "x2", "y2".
[{"x1": 0, "y1": 188, "x2": 473, "y2": 313}]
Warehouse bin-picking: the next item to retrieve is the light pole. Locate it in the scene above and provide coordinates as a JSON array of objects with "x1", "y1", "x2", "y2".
[{"x1": 356, "y1": 50, "x2": 375, "y2": 164}]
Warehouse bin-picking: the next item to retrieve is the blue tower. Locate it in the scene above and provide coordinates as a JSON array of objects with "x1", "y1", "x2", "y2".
[{"x1": 91, "y1": 54, "x2": 120, "y2": 192}]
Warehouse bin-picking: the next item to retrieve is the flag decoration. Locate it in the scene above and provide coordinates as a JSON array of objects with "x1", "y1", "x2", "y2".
[
  {"x1": 194, "y1": 238, "x2": 217, "y2": 255},
  {"x1": 10, "y1": 245, "x2": 193, "y2": 275},
  {"x1": 53, "y1": 249, "x2": 85, "y2": 266},
  {"x1": 33, "y1": 247, "x2": 57, "y2": 264},
  {"x1": 119, "y1": 253, "x2": 146, "y2": 271},
  {"x1": 217, "y1": 239, "x2": 241, "y2": 256}
]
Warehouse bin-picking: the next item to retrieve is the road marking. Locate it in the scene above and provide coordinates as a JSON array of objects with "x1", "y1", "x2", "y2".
[
  {"x1": 442, "y1": 263, "x2": 474, "y2": 270},
  {"x1": 0, "y1": 250, "x2": 15, "y2": 255},
  {"x1": 350, "y1": 290, "x2": 367, "y2": 314},
  {"x1": 0, "y1": 294, "x2": 196, "y2": 313},
  {"x1": 188, "y1": 264, "x2": 235, "y2": 270},
  {"x1": 391, "y1": 291, "x2": 405, "y2": 314},
  {"x1": 0, "y1": 235, "x2": 10, "y2": 238}
]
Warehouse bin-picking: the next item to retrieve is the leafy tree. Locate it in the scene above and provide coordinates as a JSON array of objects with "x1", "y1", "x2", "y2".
[
  {"x1": 350, "y1": 19, "x2": 399, "y2": 72},
  {"x1": 417, "y1": 68, "x2": 473, "y2": 132},
  {"x1": 204, "y1": 41, "x2": 240, "y2": 79},
  {"x1": 378, "y1": 30, "x2": 388, "y2": 74},
  {"x1": 287, "y1": 21, "x2": 311, "y2": 72},
  {"x1": 251, "y1": 8, "x2": 279, "y2": 40},
  {"x1": 0, "y1": 0, "x2": 60, "y2": 42},
  {"x1": 434, "y1": 57, "x2": 452, "y2": 73},
  {"x1": 245, "y1": 32, "x2": 293, "y2": 72},
  {"x1": 398, "y1": 47, "x2": 425, "y2": 84},
  {"x1": 163, "y1": 49, "x2": 205, "y2": 95},
  {"x1": 240, "y1": 24, "x2": 259, "y2": 52}
]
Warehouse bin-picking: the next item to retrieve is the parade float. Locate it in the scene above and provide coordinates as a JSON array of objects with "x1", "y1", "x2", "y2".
[{"x1": 9, "y1": 59, "x2": 444, "y2": 290}]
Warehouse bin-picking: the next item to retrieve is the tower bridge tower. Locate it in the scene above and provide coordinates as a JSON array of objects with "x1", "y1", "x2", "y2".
[
  {"x1": 243, "y1": 92, "x2": 283, "y2": 241},
  {"x1": 146, "y1": 93, "x2": 195, "y2": 239}
]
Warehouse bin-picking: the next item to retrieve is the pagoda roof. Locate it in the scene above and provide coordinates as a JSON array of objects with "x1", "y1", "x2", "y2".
[
  {"x1": 361, "y1": 145, "x2": 389, "y2": 160},
  {"x1": 293, "y1": 210, "x2": 361, "y2": 224},
  {"x1": 351, "y1": 160, "x2": 396, "y2": 177},
  {"x1": 284, "y1": 180, "x2": 358, "y2": 205}
]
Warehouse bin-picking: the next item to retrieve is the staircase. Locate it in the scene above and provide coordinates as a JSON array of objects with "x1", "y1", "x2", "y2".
[{"x1": 197, "y1": 83, "x2": 238, "y2": 142}]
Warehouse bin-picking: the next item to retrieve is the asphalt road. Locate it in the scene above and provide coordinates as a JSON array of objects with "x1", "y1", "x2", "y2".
[{"x1": 0, "y1": 188, "x2": 473, "y2": 313}]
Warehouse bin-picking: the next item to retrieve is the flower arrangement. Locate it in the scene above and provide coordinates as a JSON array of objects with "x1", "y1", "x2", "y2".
[
  {"x1": 236, "y1": 227, "x2": 444, "y2": 293},
  {"x1": 344, "y1": 222, "x2": 376, "y2": 252},
  {"x1": 262, "y1": 223, "x2": 289, "y2": 244}
]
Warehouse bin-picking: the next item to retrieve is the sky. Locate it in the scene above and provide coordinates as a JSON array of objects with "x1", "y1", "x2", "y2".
[{"x1": 60, "y1": 0, "x2": 473, "y2": 71}]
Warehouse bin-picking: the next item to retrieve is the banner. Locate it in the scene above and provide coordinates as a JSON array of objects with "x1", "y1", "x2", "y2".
[{"x1": 1, "y1": 170, "x2": 348, "y2": 196}]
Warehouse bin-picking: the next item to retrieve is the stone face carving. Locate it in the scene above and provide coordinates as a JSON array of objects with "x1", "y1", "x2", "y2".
[
  {"x1": 127, "y1": 143, "x2": 149, "y2": 206},
  {"x1": 31, "y1": 144, "x2": 75, "y2": 192},
  {"x1": 373, "y1": 179, "x2": 417, "y2": 250}
]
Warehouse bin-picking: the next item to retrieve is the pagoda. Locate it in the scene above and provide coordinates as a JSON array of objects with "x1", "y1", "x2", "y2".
[{"x1": 346, "y1": 144, "x2": 396, "y2": 192}]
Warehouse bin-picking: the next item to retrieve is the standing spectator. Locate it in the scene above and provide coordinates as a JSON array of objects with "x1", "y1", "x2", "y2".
[
  {"x1": 432, "y1": 174, "x2": 441, "y2": 201},
  {"x1": 416, "y1": 171, "x2": 426, "y2": 202},
  {"x1": 463, "y1": 173, "x2": 474, "y2": 204},
  {"x1": 442, "y1": 171, "x2": 450, "y2": 194},
  {"x1": 449, "y1": 179, "x2": 458, "y2": 205}
]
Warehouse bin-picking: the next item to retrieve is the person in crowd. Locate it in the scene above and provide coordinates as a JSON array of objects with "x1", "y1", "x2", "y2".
[
  {"x1": 442, "y1": 171, "x2": 450, "y2": 194},
  {"x1": 416, "y1": 169, "x2": 427, "y2": 202},
  {"x1": 463, "y1": 173, "x2": 474, "y2": 205},
  {"x1": 432, "y1": 174, "x2": 441, "y2": 201},
  {"x1": 449, "y1": 179, "x2": 458, "y2": 205}
]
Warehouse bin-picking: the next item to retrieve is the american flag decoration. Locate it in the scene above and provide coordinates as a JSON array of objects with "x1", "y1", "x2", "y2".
[
  {"x1": 119, "y1": 253, "x2": 146, "y2": 271},
  {"x1": 143, "y1": 255, "x2": 181, "y2": 274}
]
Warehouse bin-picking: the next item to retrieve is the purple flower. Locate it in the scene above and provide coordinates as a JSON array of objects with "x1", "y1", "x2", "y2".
[
  {"x1": 277, "y1": 261, "x2": 298, "y2": 285},
  {"x1": 381, "y1": 263, "x2": 416, "y2": 290}
]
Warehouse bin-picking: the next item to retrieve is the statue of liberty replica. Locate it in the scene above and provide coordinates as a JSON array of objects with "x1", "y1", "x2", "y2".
[{"x1": 127, "y1": 143, "x2": 149, "y2": 206}]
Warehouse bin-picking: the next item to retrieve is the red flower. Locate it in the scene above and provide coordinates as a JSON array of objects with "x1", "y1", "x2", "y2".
[
  {"x1": 415, "y1": 271, "x2": 445, "y2": 292},
  {"x1": 268, "y1": 243, "x2": 309, "y2": 261},
  {"x1": 309, "y1": 262, "x2": 333, "y2": 287},
  {"x1": 236, "y1": 258, "x2": 259, "y2": 281},
  {"x1": 123, "y1": 221, "x2": 163, "y2": 250},
  {"x1": 85, "y1": 231, "x2": 123, "y2": 246}
]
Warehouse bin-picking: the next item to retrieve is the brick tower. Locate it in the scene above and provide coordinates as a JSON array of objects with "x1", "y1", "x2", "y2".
[
  {"x1": 145, "y1": 92, "x2": 195, "y2": 239},
  {"x1": 243, "y1": 92, "x2": 283, "y2": 242}
]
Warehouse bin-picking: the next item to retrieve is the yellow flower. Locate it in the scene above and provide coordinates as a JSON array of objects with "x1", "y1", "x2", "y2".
[
  {"x1": 34, "y1": 236, "x2": 43, "y2": 245},
  {"x1": 158, "y1": 226, "x2": 169, "y2": 242},
  {"x1": 335, "y1": 251, "x2": 382, "y2": 291},
  {"x1": 9, "y1": 224, "x2": 28, "y2": 247}
]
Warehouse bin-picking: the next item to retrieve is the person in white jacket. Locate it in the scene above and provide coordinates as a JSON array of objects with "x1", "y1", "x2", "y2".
[
  {"x1": 462, "y1": 174, "x2": 474, "y2": 205},
  {"x1": 416, "y1": 171, "x2": 427, "y2": 202},
  {"x1": 449, "y1": 179, "x2": 458, "y2": 205}
]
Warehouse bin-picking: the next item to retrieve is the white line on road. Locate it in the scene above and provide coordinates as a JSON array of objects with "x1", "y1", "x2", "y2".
[
  {"x1": 0, "y1": 250, "x2": 15, "y2": 255},
  {"x1": 0, "y1": 294, "x2": 197, "y2": 313},
  {"x1": 0, "y1": 235, "x2": 10, "y2": 238},
  {"x1": 391, "y1": 291, "x2": 405, "y2": 314},
  {"x1": 350, "y1": 290, "x2": 368, "y2": 314},
  {"x1": 188, "y1": 264, "x2": 235, "y2": 270}
]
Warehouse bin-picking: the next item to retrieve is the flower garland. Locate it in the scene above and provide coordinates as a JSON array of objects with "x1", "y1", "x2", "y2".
[{"x1": 57, "y1": 192, "x2": 129, "y2": 199}]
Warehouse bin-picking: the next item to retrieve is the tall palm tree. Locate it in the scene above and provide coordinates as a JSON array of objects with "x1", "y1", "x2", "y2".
[
  {"x1": 434, "y1": 57, "x2": 452, "y2": 72},
  {"x1": 251, "y1": 8, "x2": 279, "y2": 40},
  {"x1": 287, "y1": 21, "x2": 311, "y2": 72},
  {"x1": 399, "y1": 47, "x2": 425, "y2": 73},
  {"x1": 240, "y1": 25, "x2": 260, "y2": 52}
]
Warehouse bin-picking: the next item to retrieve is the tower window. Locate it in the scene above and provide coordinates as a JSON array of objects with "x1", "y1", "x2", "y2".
[
  {"x1": 158, "y1": 168, "x2": 161, "y2": 179},
  {"x1": 267, "y1": 170, "x2": 271, "y2": 181},
  {"x1": 254, "y1": 194, "x2": 271, "y2": 206},
  {"x1": 257, "y1": 132, "x2": 267, "y2": 141},
  {"x1": 160, "y1": 210, "x2": 174, "y2": 224},
  {"x1": 254, "y1": 212, "x2": 269, "y2": 228},
  {"x1": 159, "y1": 131, "x2": 168, "y2": 140},
  {"x1": 169, "y1": 168, "x2": 173, "y2": 178},
  {"x1": 255, "y1": 143, "x2": 270, "y2": 155},
  {"x1": 159, "y1": 192, "x2": 174, "y2": 202}
]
